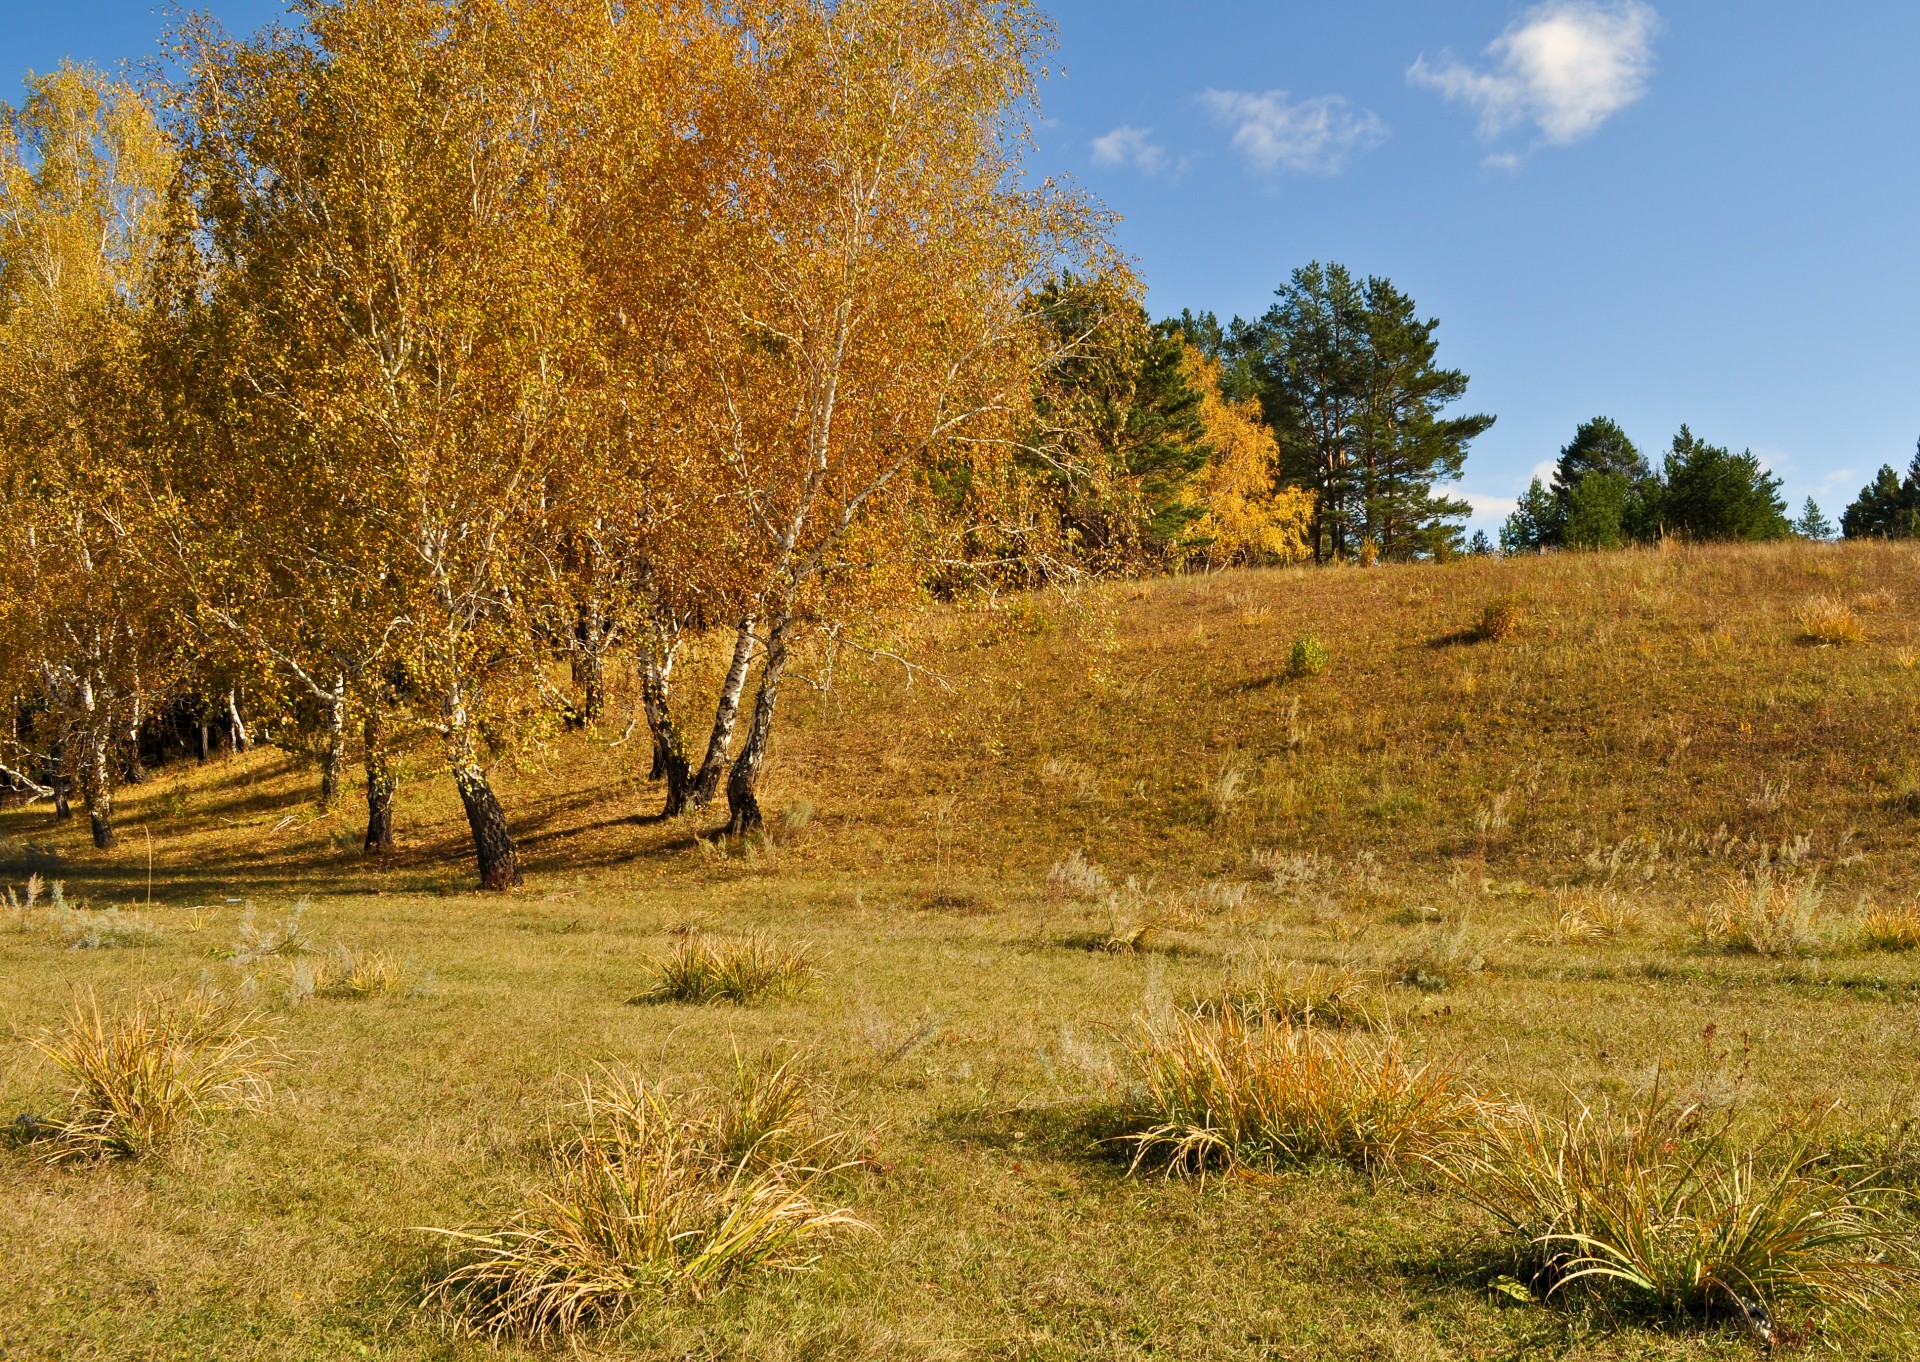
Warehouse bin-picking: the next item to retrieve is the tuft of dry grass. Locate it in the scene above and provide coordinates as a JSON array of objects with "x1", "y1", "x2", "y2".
[
  {"x1": 1194, "y1": 955, "x2": 1381, "y2": 1030},
  {"x1": 1798, "y1": 595, "x2": 1865, "y2": 646},
  {"x1": 1476, "y1": 594, "x2": 1526, "y2": 642},
  {"x1": 421, "y1": 1058, "x2": 864, "y2": 1340},
  {"x1": 292, "y1": 945, "x2": 409, "y2": 999},
  {"x1": 1046, "y1": 848, "x2": 1107, "y2": 900},
  {"x1": 1690, "y1": 870, "x2": 1826, "y2": 957},
  {"x1": 1440, "y1": 1093, "x2": 1916, "y2": 1338},
  {"x1": 15, "y1": 989, "x2": 277, "y2": 1163},
  {"x1": 1526, "y1": 889, "x2": 1642, "y2": 945},
  {"x1": 1384, "y1": 920, "x2": 1491, "y2": 991},
  {"x1": 1122, "y1": 1010, "x2": 1478, "y2": 1176},
  {"x1": 629, "y1": 934, "x2": 817, "y2": 1006},
  {"x1": 1855, "y1": 900, "x2": 1920, "y2": 952}
]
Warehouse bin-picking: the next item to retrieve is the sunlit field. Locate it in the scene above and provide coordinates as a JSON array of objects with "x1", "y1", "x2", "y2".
[{"x1": 4, "y1": 539, "x2": 1919, "y2": 1360}]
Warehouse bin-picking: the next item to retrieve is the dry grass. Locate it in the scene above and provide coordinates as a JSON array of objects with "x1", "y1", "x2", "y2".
[
  {"x1": 1856, "y1": 900, "x2": 1920, "y2": 952},
  {"x1": 1690, "y1": 870, "x2": 1827, "y2": 957},
  {"x1": 1798, "y1": 594, "x2": 1866, "y2": 646},
  {"x1": 1194, "y1": 955, "x2": 1381, "y2": 1029},
  {"x1": 14, "y1": 988, "x2": 277, "y2": 1163},
  {"x1": 1477, "y1": 593, "x2": 1526, "y2": 642},
  {"x1": 629, "y1": 934, "x2": 817, "y2": 1006},
  {"x1": 8, "y1": 541, "x2": 1920, "y2": 1357},
  {"x1": 1441, "y1": 1093, "x2": 1916, "y2": 1339},
  {"x1": 1526, "y1": 889, "x2": 1643, "y2": 945},
  {"x1": 1122, "y1": 1010, "x2": 1478, "y2": 1176},
  {"x1": 292, "y1": 944, "x2": 408, "y2": 998},
  {"x1": 421, "y1": 1057, "x2": 864, "y2": 1340}
]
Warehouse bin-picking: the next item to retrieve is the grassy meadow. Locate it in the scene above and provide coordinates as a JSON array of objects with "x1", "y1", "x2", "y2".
[{"x1": 4, "y1": 538, "x2": 1920, "y2": 1360}]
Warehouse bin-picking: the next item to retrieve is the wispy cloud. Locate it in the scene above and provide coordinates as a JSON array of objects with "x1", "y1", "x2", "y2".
[
  {"x1": 1410, "y1": 1, "x2": 1658, "y2": 154},
  {"x1": 1089, "y1": 124, "x2": 1168, "y2": 175},
  {"x1": 1462, "y1": 491, "x2": 1520, "y2": 521},
  {"x1": 1199, "y1": 90, "x2": 1387, "y2": 175}
]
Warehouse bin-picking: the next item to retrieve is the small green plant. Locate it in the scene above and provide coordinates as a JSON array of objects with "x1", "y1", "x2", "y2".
[
  {"x1": 1440, "y1": 1093, "x2": 1915, "y2": 1338},
  {"x1": 629, "y1": 934, "x2": 816, "y2": 1006},
  {"x1": 16, "y1": 988, "x2": 277, "y2": 1163},
  {"x1": 421, "y1": 1058, "x2": 864, "y2": 1339},
  {"x1": 1122, "y1": 1010, "x2": 1477, "y2": 1176},
  {"x1": 1285, "y1": 632, "x2": 1329, "y2": 679}
]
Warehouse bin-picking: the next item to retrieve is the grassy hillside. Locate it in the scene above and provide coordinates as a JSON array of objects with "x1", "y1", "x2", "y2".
[{"x1": 3, "y1": 539, "x2": 1919, "y2": 1359}]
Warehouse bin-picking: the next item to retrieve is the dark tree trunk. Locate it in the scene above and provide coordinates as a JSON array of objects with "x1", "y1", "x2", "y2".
[
  {"x1": 567, "y1": 649, "x2": 605, "y2": 730},
  {"x1": 640, "y1": 647, "x2": 695, "y2": 816},
  {"x1": 453, "y1": 758, "x2": 520, "y2": 890},
  {"x1": 691, "y1": 616, "x2": 757, "y2": 810},
  {"x1": 363, "y1": 710, "x2": 396, "y2": 854},
  {"x1": 726, "y1": 615, "x2": 791, "y2": 836},
  {"x1": 197, "y1": 723, "x2": 210, "y2": 764}
]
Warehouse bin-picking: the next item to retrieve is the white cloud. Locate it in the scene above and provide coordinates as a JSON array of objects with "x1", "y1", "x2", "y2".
[
  {"x1": 1462, "y1": 491, "x2": 1520, "y2": 521},
  {"x1": 1409, "y1": 1, "x2": 1658, "y2": 148},
  {"x1": 1199, "y1": 90, "x2": 1387, "y2": 174},
  {"x1": 1089, "y1": 124, "x2": 1168, "y2": 175}
]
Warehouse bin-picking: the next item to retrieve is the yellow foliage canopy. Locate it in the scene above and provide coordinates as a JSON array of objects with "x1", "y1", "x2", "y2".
[{"x1": 1179, "y1": 347, "x2": 1312, "y2": 568}]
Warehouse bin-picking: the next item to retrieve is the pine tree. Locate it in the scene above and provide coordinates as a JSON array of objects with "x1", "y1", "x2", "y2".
[
  {"x1": 1792, "y1": 498, "x2": 1834, "y2": 540},
  {"x1": 1501, "y1": 478, "x2": 1559, "y2": 554},
  {"x1": 1840, "y1": 440, "x2": 1920, "y2": 539},
  {"x1": 1243, "y1": 263, "x2": 1489, "y2": 562},
  {"x1": 1655, "y1": 426, "x2": 1790, "y2": 542}
]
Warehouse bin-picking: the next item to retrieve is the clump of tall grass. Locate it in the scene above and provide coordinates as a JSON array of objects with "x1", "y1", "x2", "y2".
[
  {"x1": 629, "y1": 934, "x2": 816, "y2": 1006},
  {"x1": 288, "y1": 945, "x2": 408, "y2": 999},
  {"x1": 222, "y1": 903, "x2": 310, "y2": 963},
  {"x1": 1122, "y1": 1010, "x2": 1477, "y2": 1176},
  {"x1": 422, "y1": 1055, "x2": 864, "y2": 1339},
  {"x1": 1477, "y1": 593, "x2": 1526, "y2": 642},
  {"x1": 1194, "y1": 955, "x2": 1380, "y2": 1030},
  {"x1": 1798, "y1": 595, "x2": 1865, "y2": 646},
  {"x1": 1526, "y1": 889, "x2": 1642, "y2": 946},
  {"x1": 1691, "y1": 870, "x2": 1825, "y2": 957},
  {"x1": 1855, "y1": 900, "x2": 1920, "y2": 952},
  {"x1": 14, "y1": 989, "x2": 277, "y2": 1163},
  {"x1": 1385, "y1": 919, "x2": 1490, "y2": 992},
  {"x1": 1046, "y1": 849, "x2": 1107, "y2": 900},
  {"x1": 1440, "y1": 1093, "x2": 1915, "y2": 1339}
]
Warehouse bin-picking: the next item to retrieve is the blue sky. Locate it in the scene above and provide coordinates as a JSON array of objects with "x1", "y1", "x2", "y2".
[{"x1": 7, "y1": 2, "x2": 1917, "y2": 536}]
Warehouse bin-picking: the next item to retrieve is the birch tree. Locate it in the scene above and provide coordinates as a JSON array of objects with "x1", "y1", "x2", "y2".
[
  {"x1": 167, "y1": 0, "x2": 590, "y2": 888},
  {"x1": 0, "y1": 64, "x2": 174, "y2": 849}
]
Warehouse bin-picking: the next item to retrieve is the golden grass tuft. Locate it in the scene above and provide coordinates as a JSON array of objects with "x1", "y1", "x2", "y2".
[
  {"x1": 1476, "y1": 593, "x2": 1526, "y2": 642},
  {"x1": 1797, "y1": 595, "x2": 1865, "y2": 646},
  {"x1": 1440, "y1": 1094, "x2": 1916, "y2": 1337},
  {"x1": 1122, "y1": 1010, "x2": 1478, "y2": 1176},
  {"x1": 294, "y1": 945, "x2": 408, "y2": 998},
  {"x1": 629, "y1": 934, "x2": 816, "y2": 1006},
  {"x1": 1856, "y1": 900, "x2": 1920, "y2": 952},
  {"x1": 1526, "y1": 888, "x2": 1642, "y2": 945},
  {"x1": 16, "y1": 988, "x2": 277, "y2": 1163},
  {"x1": 421, "y1": 1057, "x2": 864, "y2": 1340},
  {"x1": 1194, "y1": 955, "x2": 1381, "y2": 1029},
  {"x1": 1690, "y1": 870, "x2": 1826, "y2": 957}
]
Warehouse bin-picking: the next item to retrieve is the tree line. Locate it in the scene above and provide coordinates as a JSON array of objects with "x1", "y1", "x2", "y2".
[{"x1": 0, "y1": 0, "x2": 1494, "y2": 888}]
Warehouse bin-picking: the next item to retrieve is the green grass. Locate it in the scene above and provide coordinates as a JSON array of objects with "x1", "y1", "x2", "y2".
[{"x1": 4, "y1": 540, "x2": 1920, "y2": 1357}]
